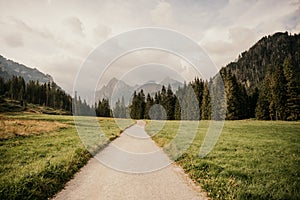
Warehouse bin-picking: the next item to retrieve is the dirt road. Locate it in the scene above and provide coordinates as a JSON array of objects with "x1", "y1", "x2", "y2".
[{"x1": 52, "y1": 121, "x2": 207, "y2": 200}]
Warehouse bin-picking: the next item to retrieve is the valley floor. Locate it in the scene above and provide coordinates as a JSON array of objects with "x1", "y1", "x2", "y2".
[{"x1": 1, "y1": 113, "x2": 299, "y2": 200}]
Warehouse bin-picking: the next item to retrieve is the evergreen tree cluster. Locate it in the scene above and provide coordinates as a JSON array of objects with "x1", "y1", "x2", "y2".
[
  {"x1": 0, "y1": 76, "x2": 72, "y2": 111},
  {"x1": 73, "y1": 94, "x2": 113, "y2": 117},
  {"x1": 255, "y1": 57, "x2": 300, "y2": 120},
  {"x1": 220, "y1": 32, "x2": 300, "y2": 121},
  {"x1": 127, "y1": 60, "x2": 299, "y2": 121},
  {"x1": 128, "y1": 79, "x2": 213, "y2": 120},
  {"x1": 226, "y1": 32, "x2": 300, "y2": 94},
  {"x1": 95, "y1": 98, "x2": 112, "y2": 117},
  {"x1": 113, "y1": 96, "x2": 127, "y2": 118},
  {"x1": 220, "y1": 68, "x2": 254, "y2": 120},
  {"x1": 73, "y1": 92, "x2": 95, "y2": 116},
  {"x1": 130, "y1": 90, "x2": 146, "y2": 119},
  {"x1": 129, "y1": 85, "x2": 177, "y2": 120}
]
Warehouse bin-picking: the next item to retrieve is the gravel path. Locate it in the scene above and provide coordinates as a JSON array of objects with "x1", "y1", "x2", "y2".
[{"x1": 52, "y1": 121, "x2": 207, "y2": 200}]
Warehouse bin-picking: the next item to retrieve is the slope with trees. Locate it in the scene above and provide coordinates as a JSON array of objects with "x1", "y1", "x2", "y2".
[
  {"x1": 127, "y1": 32, "x2": 300, "y2": 121},
  {"x1": 0, "y1": 76, "x2": 72, "y2": 113}
]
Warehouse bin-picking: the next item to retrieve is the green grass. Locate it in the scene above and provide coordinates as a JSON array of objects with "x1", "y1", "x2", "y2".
[
  {"x1": 146, "y1": 120, "x2": 300, "y2": 200},
  {"x1": 0, "y1": 113, "x2": 134, "y2": 200},
  {"x1": 0, "y1": 97, "x2": 71, "y2": 115}
]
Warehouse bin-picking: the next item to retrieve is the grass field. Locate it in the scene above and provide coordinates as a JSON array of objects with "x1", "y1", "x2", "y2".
[
  {"x1": 0, "y1": 113, "x2": 134, "y2": 200},
  {"x1": 146, "y1": 120, "x2": 300, "y2": 200}
]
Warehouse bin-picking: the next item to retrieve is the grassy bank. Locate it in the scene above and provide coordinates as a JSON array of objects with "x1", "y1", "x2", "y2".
[
  {"x1": 0, "y1": 113, "x2": 133, "y2": 200},
  {"x1": 0, "y1": 98, "x2": 71, "y2": 115},
  {"x1": 146, "y1": 120, "x2": 300, "y2": 200}
]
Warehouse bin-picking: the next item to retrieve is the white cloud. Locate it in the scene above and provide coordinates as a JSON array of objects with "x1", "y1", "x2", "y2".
[
  {"x1": 4, "y1": 33, "x2": 23, "y2": 48},
  {"x1": 201, "y1": 0, "x2": 299, "y2": 67},
  {"x1": 93, "y1": 24, "x2": 111, "y2": 42},
  {"x1": 203, "y1": 27, "x2": 256, "y2": 67},
  {"x1": 151, "y1": 1, "x2": 174, "y2": 26},
  {"x1": 62, "y1": 17, "x2": 85, "y2": 37},
  {"x1": 282, "y1": 5, "x2": 300, "y2": 32}
]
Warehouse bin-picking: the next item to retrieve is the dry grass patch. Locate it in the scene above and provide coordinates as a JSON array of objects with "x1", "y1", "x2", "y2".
[{"x1": 0, "y1": 116, "x2": 68, "y2": 139}]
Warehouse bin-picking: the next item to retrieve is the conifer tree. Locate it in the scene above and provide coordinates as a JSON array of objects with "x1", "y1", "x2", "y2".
[
  {"x1": 256, "y1": 67, "x2": 272, "y2": 120},
  {"x1": 120, "y1": 96, "x2": 127, "y2": 118},
  {"x1": 201, "y1": 81, "x2": 211, "y2": 120},
  {"x1": 283, "y1": 57, "x2": 300, "y2": 120},
  {"x1": 129, "y1": 90, "x2": 146, "y2": 119},
  {"x1": 96, "y1": 98, "x2": 111, "y2": 117},
  {"x1": 191, "y1": 77, "x2": 204, "y2": 117},
  {"x1": 144, "y1": 93, "x2": 154, "y2": 119},
  {"x1": 0, "y1": 77, "x2": 5, "y2": 96},
  {"x1": 165, "y1": 84, "x2": 175, "y2": 120},
  {"x1": 269, "y1": 64, "x2": 287, "y2": 120},
  {"x1": 186, "y1": 83, "x2": 200, "y2": 120},
  {"x1": 114, "y1": 98, "x2": 121, "y2": 118},
  {"x1": 210, "y1": 74, "x2": 226, "y2": 120},
  {"x1": 248, "y1": 88, "x2": 259, "y2": 118},
  {"x1": 153, "y1": 91, "x2": 163, "y2": 120},
  {"x1": 174, "y1": 96, "x2": 181, "y2": 120},
  {"x1": 222, "y1": 69, "x2": 246, "y2": 120},
  {"x1": 138, "y1": 89, "x2": 146, "y2": 119}
]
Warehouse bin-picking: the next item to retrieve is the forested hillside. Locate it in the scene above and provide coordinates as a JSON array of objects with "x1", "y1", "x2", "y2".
[
  {"x1": 222, "y1": 32, "x2": 300, "y2": 120},
  {"x1": 0, "y1": 55, "x2": 53, "y2": 83},
  {"x1": 129, "y1": 32, "x2": 300, "y2": 121},
  {"x1": 225, "y1": 32, "x2": 300, "y2": 94},
  {"x1": 0, "y1": 74, "x2": 113, "y2": 117},
  {"x1": 0, "y1": 55, "x2": 74, "y2": 113},
  {"x1": 0, "y1": 76, "x2": 72, "y2": 112}
]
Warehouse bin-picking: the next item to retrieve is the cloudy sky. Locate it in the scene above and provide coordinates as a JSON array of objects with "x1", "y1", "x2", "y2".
[{"x1": 0, "y1": 0, "x2": 299, "y2": 95}]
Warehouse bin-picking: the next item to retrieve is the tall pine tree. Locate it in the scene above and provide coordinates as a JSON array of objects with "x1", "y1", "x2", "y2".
[{"x1": 283, "y1": 57, "x2": 300, "y2": 120}]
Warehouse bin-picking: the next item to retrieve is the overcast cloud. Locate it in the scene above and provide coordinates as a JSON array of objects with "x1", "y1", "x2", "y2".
[{"x1": 0, "y1": 0, "x2": 299, "y2": 95}]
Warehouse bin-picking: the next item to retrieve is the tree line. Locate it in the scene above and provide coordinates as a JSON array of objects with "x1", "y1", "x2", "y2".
[
  {"x1": 72, "y1": 92, "x2": 113, "y2": 117},
  {"x1": 0, "y1": 76, "x2": 72, "y2": 111},
  {"x1": 255, "y1": 57, "x2": 300, "y2": 120},
  {"x1": 0, "y1": 75, "x2": 114, "y2": 117},
  {"x1": 128, "y1": 57, "x2": 299, "y2": 121},
  {"x1": 128, "y1": 80, "x2": 209, "y2": 120},
  {"x1": 2, "y1": 56, "x2": 298, "y2": 121}
]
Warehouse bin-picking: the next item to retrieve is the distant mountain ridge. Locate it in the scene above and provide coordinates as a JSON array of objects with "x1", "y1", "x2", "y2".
[
  {"x1": 0, "y1": 55, "x2": 53, "y2": 83},
  {"x1": 96, "y1": 77, "x2": 183, "y2": 107}
]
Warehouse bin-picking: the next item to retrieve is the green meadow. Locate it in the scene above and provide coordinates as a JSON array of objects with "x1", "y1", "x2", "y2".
[
  {"x1": 1, "y1": 112, "x2": 299, "y2": 200},
  {"x1": 146, "y1": 120, "x2": 300, "y2": 200},
  {"x1": 0, "y1": 113, "x2": 133, "y2": 200}
]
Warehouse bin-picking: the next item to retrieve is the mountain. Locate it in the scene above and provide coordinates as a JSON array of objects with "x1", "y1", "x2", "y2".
[
  {"x1": 0, "y1": 55, "x2": 74, "y2": 114},
  {"x1": 96, "y1": 77, "x2": 183, "y2": 107},
  {"x1": 160, "y1": 77, "x2": 183, "y2": 91},
  {"x1": 222, "y1": 32, "x2": 300, "y2": 94},
  {"x1": 135, "y1": 82, "x2": 162, "y2": 96},
  {"x1": 134, "y1": 77, "x2": 182, "y2": 96},
  {"x1": 96, "y1": 78, "x2": 134, "y2": 107},
  {"x1": 217, "y1": 31, "x2": 300, "y2": 120},
  {"x1": 0, "y1": 55, "x2": 53, "y2": 83}
]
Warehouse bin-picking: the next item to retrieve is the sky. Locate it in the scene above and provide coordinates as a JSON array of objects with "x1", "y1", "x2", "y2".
[{"x1": 0, "y1": 0, "x2": 299, "y2": 95}]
